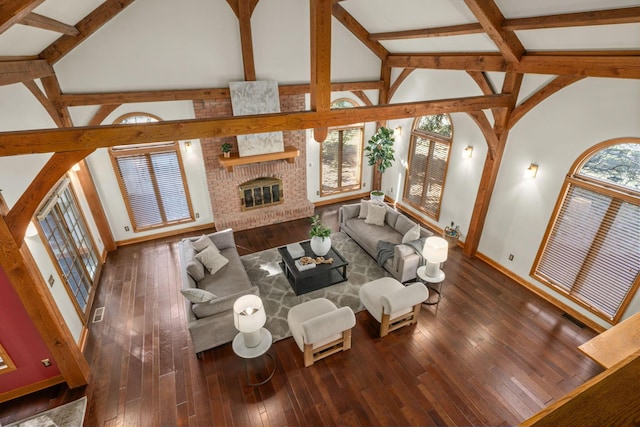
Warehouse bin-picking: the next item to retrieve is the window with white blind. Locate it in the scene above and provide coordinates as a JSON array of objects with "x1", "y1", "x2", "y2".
[
  {"x1": 402, "y1": 114, "x2": 452, "y2": 219},
  {"x1": 532, "y1": 141, "x2": 640, "y2": 324},
  {"x1": 0, "y1": 343, "x2": 16, "y2": 375},
  {"x1": 321, "y1": 99, "x2": 363, "y2": 196},
  {"x1": 110, "y1": 114, "x2": 194, "y2": 231}
]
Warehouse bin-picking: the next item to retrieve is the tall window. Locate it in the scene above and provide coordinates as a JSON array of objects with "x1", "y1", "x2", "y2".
[
  {"x1": 320, "y1": 99, "x2": 363, "y2": 196},
  {"x1": 0, "y1": 343, "x2": 16, "y2": 375},
  {"x1": 532, "y1": 141, "x2": 640, "y2": 324},
  {"x1": 110, "y1": 114, "x2": 194, "y2": 231},
  {"x1": 37, "y1": 177, "x2": 100, "y2": 318},
  {"x1": 403, "y1": 114, "x2": 452, "y2": 219}
]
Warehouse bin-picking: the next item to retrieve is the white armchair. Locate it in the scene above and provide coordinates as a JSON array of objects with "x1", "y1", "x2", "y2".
[
  {"x1": 359, "y1": 277, "x2": 428, "y2": 337},
  {"x1": 287, "y1": 298, "x2": 356, "y2": 367}
]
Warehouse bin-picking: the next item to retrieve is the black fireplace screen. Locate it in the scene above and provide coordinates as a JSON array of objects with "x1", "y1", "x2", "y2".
[{"x1": 239, "y1": 177, "x2": 283, "y2": 211}]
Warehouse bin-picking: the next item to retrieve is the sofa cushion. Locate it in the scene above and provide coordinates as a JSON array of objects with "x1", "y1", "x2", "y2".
[
  {"x1": 180, "y1": 288, "x2": 217, "y2": 303},
  {"x1": 365, "y1": 203, "x2": 387, "y2": 226},
  {"x1": 358, "y1": 200, "x2": 370, "y2": 219},
  {"x1": 385, "y1": 208, "x2": 400, "y2": 229},
  {"x1": 192, "y1": 234, "x2": 219, "y2": 253},
  {"x1": 196, "y1": 246, "x2": 228, "y2": 275},
  {"x1": 402, "y1": 224, "x2": 420, "y2": 243},
  {"x1": 394, "y1": 214, "x2": 417, "y2": 236},
  {"x1": 186, "y1": 258, "x2": 205, "y2": 281}
]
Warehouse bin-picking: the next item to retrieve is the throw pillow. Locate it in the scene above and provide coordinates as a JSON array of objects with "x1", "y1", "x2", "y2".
[
  {"x1": 365, "y1": 203, "x2": 387, "y2": 226},
  {"x1": 185, "y1": 259, "x2": 205, "y2": 281},
  {"x1": 192, "y1": 235, "x2": 219, "y2": 253},
  {"x1": 180, "y1": 288, "x2": 217, "y2": 303},
  {"x1": 195, "y1": 246, "x2": 228, "y2": 275},
  {"x1": 358, "y1": 200, "x2": 370, "y2": 219},
  {"x1": 402, "y1": 224, "x2": 420, "y2": 243}
]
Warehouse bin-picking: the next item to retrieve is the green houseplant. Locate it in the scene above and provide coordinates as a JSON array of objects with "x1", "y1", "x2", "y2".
[
  {"x1": 221, "y1": 142, "x2": 232, "y2": 158},
  {"x1": 364, "y1": 126, "x2": 395, "y2": 201},
  {"x1": 309, "y1": 215, "x2": 331, "y2": 256}
]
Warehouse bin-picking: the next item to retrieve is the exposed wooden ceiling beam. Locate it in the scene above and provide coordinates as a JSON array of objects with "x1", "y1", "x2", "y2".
[
  {"x1": 0, "y1": 0, "x2": 44, "y2": 35},
  {"x1": 515, "y1": 55, "x2": 640, "y2": 79},
  {"x1": 237, "y1": 0, "x2": 256, "y2": 81},
  {"x1": 0, "y1": 59, "x2": 54, "y2": 85},
  {"x1": 310, "y1": 0, "x2": 332, "y2": 142},
  {"x1": 332, "y1": 2, "x2": 388, "y2": 61},
  {"x1": 22, "y1": 80, "x2": 63, "y2": 127},
  {"x1": 370, "y1": 23, "x2": 484, "y2": 41},
  {"x1": 387, "y1": 53, "x2": 506, "y2": 72},
  {"x1": 40, "y1": 0, "x2": 136, "y2": 64},
  {"x1": 464, "y1": 0, "x2": 525, "y2": 63},
  {"x1": 20, "y1": 12, "x2": 79, "y2": 35},
  {"x1": 369, "y1": 7, "x2": 640, "y2": 42},
  {"x1": 0, "y1": 94, "x2": 510, "y2": 156},
  {"x1": 503, "y1": 6, "x2": 640, "y2": 31},
  {"x1": 387, "y1": 52, "x2": 640, "y2": 79},
  {"x1": 59, "y1": 80, "x2": 385, "y2": 106}
]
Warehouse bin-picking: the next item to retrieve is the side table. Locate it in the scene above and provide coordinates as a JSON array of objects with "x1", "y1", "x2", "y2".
[
  {"x1": 232, "y1": 328, "x2": 276, "y2": 386},
  {"x1": 416, "y1": 265, "x2": 445, "y2": 306}
]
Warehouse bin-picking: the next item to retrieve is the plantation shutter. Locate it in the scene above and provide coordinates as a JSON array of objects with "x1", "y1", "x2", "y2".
[
  {"x1": 114, "y1": 150, "x2": 191, "y2": 230},
  {"x1": 535, "y1": 183, "x2": 640, "y2": 321}
]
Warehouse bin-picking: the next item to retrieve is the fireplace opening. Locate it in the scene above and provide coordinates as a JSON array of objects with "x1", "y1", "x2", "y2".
[{"x1": 240, "y1": 177, "x2": 283, "y2": 211}]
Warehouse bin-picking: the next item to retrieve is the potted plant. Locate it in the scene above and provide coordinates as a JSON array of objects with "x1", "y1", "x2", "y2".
[
  {"x1": 221, "y1": 142, "x2": 232, "y2": 158},
  {"x1": 364, "y1": 126, "x2": 395, "y2": 201},
  {"x1": 444, "y1": 221, "x2": 460, "y2": 248},
  {"x1": 309, "y1": 215, "x2": 332, "y2": 256}
]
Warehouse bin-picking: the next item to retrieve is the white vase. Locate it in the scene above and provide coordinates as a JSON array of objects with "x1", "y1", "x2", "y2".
[{"x1": 310, "y1": 236, "x2": 331, "y2": 256}]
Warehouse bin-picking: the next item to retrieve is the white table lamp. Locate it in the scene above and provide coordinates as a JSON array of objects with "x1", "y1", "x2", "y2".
[
  {"x1": 233, "y1": 295, "x2": 266, "y2": 348},
  {"x1": 422, "y1": 236, "x2": 448, "y2": 278}
]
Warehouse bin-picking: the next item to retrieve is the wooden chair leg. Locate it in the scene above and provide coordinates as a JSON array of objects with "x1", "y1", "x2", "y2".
[
  {"x1": 380, "y1": 313, "x2": 391, "y2": 337},
  {"x1": 410, "y1": 303, "x2": 421, "y2": 325},
  {"x1": 303, "y1": 343, "x2": 314, "y2": 367},
  {"x1": 342, "y1": 329, "x2": 352, "y2": 351}
]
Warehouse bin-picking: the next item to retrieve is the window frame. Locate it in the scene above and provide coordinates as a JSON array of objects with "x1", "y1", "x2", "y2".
[
  {"x1": 0, "y1": 343, "x2": 16, "y2": 375},
  {"x1": 110, "y1": 113, "x2": 195, "y2": 232},
  {"x1": 402, "y1": 114, "x2": 453, "y2": 220},
  {"x1": 531, "y1": 139, "x2": 640, "y2": 325},
  {"x1": 36, "y1": 176, "x2": 100, "y2": 320},
  {"x1": 319, "y1": 98, "x2": 364, "y2": 197}
]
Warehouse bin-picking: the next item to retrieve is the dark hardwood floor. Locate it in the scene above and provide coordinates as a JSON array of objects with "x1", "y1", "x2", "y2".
[{"x1": 0, "y1": 203, "x2": 603, "y2": 426}]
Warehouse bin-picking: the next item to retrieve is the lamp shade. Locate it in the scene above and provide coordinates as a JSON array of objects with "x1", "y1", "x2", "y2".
[
  {"x1": 422, "y1": 236, "x2": 448, "y2": 263},
  {"x1": 233, "y1": 295, "x2": 266, "y2": 334}
]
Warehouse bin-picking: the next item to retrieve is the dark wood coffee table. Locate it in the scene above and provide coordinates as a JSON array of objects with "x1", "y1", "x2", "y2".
[{"x1": 277, "y1": 241, "x2": 348, "y2": 295}]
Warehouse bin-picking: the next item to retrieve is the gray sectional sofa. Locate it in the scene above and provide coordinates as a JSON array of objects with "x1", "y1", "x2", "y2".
[
  {"x1": 339, "y1": 201, "x2": 433, "y2": 283},
  {"x1": 178, "y1": 228, "x2": 259, "y2": 355}
]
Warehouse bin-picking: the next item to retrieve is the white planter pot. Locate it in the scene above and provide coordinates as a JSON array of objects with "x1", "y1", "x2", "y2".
[
  {"x1": 310, "y1": 236, "x2": 331, "y2": 256},
  {"x1": 370, "y1": 191, "x2": 385, "y2": 202}
]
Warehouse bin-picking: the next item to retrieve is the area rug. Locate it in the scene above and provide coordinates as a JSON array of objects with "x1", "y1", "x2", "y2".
[
  {"x1": 240, "y1": 232, "x2": 389, "y2": 342},
  {"x1": 5, "y1": 396, "x2": 87, "y2": 427}
]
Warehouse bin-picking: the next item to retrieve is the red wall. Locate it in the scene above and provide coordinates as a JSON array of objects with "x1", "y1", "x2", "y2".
[{"x1": 0, "y1": 266, "x2": 60, "y2": 394}]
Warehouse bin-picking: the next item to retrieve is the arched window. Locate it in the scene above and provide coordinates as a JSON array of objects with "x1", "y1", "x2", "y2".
[
  {"x1": 109, "y1": 113, "x2": 194, "y2": 231},
  {"x1": 320, "y1": 99, "x2": 364, "y2": 196},
  {"x1": 532, "y1": 140, "x2": 640, "y2": 324},
  {"x1": 402, "y1": 114, "x2": 453, "y2": 219}
]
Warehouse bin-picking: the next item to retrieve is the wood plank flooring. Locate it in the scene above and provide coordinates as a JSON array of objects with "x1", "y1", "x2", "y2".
[{"x1": 0, "y1": 203, "x2": 603, "y2": 426}]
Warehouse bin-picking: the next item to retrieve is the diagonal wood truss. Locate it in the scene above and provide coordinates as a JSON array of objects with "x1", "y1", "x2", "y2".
[{"x1": 0, "y1": 0, "x2": 639, "y2": 391}]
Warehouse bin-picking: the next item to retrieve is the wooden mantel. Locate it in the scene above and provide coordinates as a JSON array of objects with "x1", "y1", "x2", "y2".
[{"x1": 218, "y1": 145, "x2": 300, "y2": 172}]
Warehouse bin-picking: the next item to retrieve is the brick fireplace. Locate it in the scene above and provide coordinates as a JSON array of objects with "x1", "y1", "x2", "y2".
[{"x1": 193, "y1": 94, "x2": 314, "y2": 231}]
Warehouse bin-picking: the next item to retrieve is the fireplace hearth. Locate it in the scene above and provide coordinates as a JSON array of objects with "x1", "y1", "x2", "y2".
[{"x1": 240, "y1": 177, "x2": 283, "y2": 211}]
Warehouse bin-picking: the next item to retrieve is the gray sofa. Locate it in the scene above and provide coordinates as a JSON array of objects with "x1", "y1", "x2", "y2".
[
  {"x1": 178, "y1": 228, "x2": 259, "y2": 355},
  {"x1": 339, "y1": 201, "x2": 433, "y2": 282}
]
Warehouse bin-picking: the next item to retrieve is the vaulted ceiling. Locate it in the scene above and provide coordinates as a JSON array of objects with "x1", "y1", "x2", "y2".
[{"x1": 1, "y1": 0, "x2": 638, "y2": 152}]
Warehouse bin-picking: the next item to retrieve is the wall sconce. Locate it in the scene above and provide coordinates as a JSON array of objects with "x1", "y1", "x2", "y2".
[
  {"x1": 462, "y1": 146, "x2": 473, "y2": 159},
  {"x1": 394, "y1": 126, "x2": 402, "y2": 137},
  {"x1": 71, "y1": 163, "x2": 81, "y2": 172},
  {"x1": 184, "y1": 141, "x2": 193, "y2": 153},
  {"x1": 524, "y1": 163, "x2": 538, "y2": 179}
]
